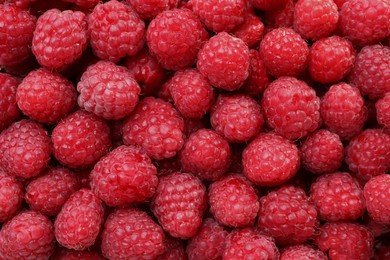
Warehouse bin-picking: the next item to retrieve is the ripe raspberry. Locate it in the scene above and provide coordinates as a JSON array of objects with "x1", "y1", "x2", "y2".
[
  {"x1": 122, "y1": 97, "x2": 185, "y2": 160},
  {"x1": 157, "y1": 236, "x2": 186, "y2": 260},
  {"x1": 376, "y1": 93, "x2": 390, "y2": 129},
  {"x1": 240, "y1": 50, "x2": 269, "y2": 96},
  {"x1": 17, "y1": 68, "x2": 77, "y2": 124},
  {"x1": 52, "y1": 110, "x2": 111, "y2": 169},
  {"x1": 0, "y1": 73, "x2": 20, "y2": 131},
  {"x1": 186, "y1": 218, "x2": 229, "y2": 260},
  {"x1": 0, "y1": 120, "x2": 51, "y2": 179},
  {"x1": 0, "y1": 0, "x2": 30, "y2": 9},
  {"x1": 321, "y1": 82, "x2": 367, "y2": 140},
  {"x1": 127, "y1": 0, "x2": 179, "y2": 20},
  {"x1": 309, "y1": 36, "x2": 356, "y2": 83},
  {"x1": 333, "y1": 0, "x2": 348, "y2": 9},
  {"x1": 62, "y1": 0, "x2": 99, "y2": 9},
  {"x1": 209, "y1": 174, "x2": 259, "y2": 227},
  {"x1": 25, "y1": 167, "x2": 80, "y2": 217},
  {"x1": 51, "y1": 247, "x2": 105, "y2": 260},
  {"x1": 300, "y1": 129, "x2": 344, "y2": 174},
  {"x1": 0, "y1": 169, "x2": 23, "y2": 222},
  {"x1": 251, "y1": 0, "x2": 288, "y2": 11},
  {"x1": 231, "y1": 13, "x2": 264, "y2": 48},
  {"x1": 211, "y1": 94, "x2": 263, "y2": 143},
  {"x1": 280, "y1": 245, "x2": 327, "y2": 260},
  {"x1": 264, "y1": 0, "x2": 295, "y2": 28},
  {"x1": 91, "y1": 145, "x2": 158, "y2": 207},
  {"x1": 101, "y1": 208, "x2": 166, "y2": 259},
  {"x1": 0, "y1": 210, "x2": 55, "y2": 259},
  {"x1": 364, "y1": 174, "x2": 390, "y2": 224},
  {"x1": 349, "y1": 45, "x2": 390, "y2": 100},
  {"x1": 197, "y1": 32, "x2": 250, "y2": 91},
  {"x1": 314, "y1": 222, "x2": 374, "y2": 260},
  {"x1": 180, "y1": 129, "x2": 231, "y2": 181},
  {"x1": 88, "y1": 0, "x2": 145, "y2": 62},
  {"x1": 147, "y1": 8, "x2": 208, "y2": 70},
  {"x1": 339, "y1": 0, "x2": 390, "y2": 46},
  {"x1": 259, "y1": 28, "x2": 309, "y2": 77},
  {"x1": 167, "y1": 68, "x2": 214, "y2": 119}
]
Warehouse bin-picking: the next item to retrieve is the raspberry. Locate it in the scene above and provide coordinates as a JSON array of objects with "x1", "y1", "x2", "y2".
[
  {"x1": 52, "y1": 110, "x2": 111, "y2": 169},
  {"x1": 122, "y1": 97, "x2": 185, "y2": 160},
  {"x1": 127, "y1": 0, "x2": 179, "y2": 20},
  {"x1": 32, "y1": 9, "x2": 88, "y2": 71},
  {"x1": 345, "y1": 129, "x2": 390, "y2": 180},
  {"x1": 309, "y1": 36, "x2": 356, "y2": 84},
  {"x1": 0, "y1": 120, "x2": 51, "y2": 179},
  {"x1": 251, "y1": 0, "x2": 289, "y2": 11},
  {"x1": 91, "y1": 145, "x2": 158, "y2": 207},
  {"x1": 0, "y1": 0, "x2": 30, "y2": 9},
  {"x1": 339, "y1": 0, "x2": 390, "y2": 46},
  {"x1": 101, "y1": 208, "x2": 166, "y2": 259},
  {"x1": 0, "y1": 73, "x2": 20, "y2": 131},
  {"x1": 17, "y1": 68, "x2": 77, "y2": 124},
  {"x1": 152, "y1": 172, "x2": 207, "y2": 239},
  {"x1": 364, "y1": 174, "x2": 390, "y2": 224},
  {"x1": 349, "y1": 45, "x2": 390, "y2": 100},
  {"x1": 157, "y1": 236, "x2": 186, "y2": 260},
  {"x1": 264, "y1": 0, "x2": 295, "y2": 28},
  {"x1": 314, "y1": 222, "x2": 374, "y2": 260},
  {"x1": 209, "y1": 174, "x2": 260, "y2": 227},
  {"x1": 231, "y1": 13, "x2": 264, "y2": 48},
  {"x1": 180, "y1": 129, "x2": 231, "y2": 181},
  {"x1": 51, "y1": 247, "x2": 105, "y2": 260},
  {"x1": 25, "y1": 167, "x2": 80, "y2": 217},
  {"x1": 259, "y1": 28, "x2": 309, "y2": 78},
  {"x1": 376, "y1": 93, "x2": 390, "y2": 129},
  {"x1": 240, "y1": 49, "x2": 269, "y2": 96},
  {"x1": 0, "y1": 169, "x2": 23, "y2": 222},
  {"x1": 147, "y1": 8, "x2": 208, "y2": 70},
  {"x1": 333, "y1": 0, "x2": 348, "y2": 9},
  {"x1": 0, "y1": 4, "x2": 35, "y2": 67},
  {"x1": 197, "y1": 32, "x2": 250, "y2": 91},
  {"x1": 186, "y1": 218, "x2": 229, "y2": 260},
  {"x1": 167, "y1": 68, "x2": 214, "y2": 119},
  {"x1": 62, "y1": 0, "x2": 99, "y2": 9},
  {"x1": 280, "y1": 245, "x2": 327, "y2": 260},
  {"x1": 258, "y1": 185, "x2": 318, "y2": 245},
  {"x1": 0, "y1": 210, "x2": 55, "y2": 259},
  {"x1": 77, "y1": 61, "x2": 141, "y2": 120},
  {"x1": 88, "y1": 0, "x2": 145, "y2": 62},
  {"x1": 300, "y1": 129, "x2": 344, "y2": 174},
  {"x1": 243, "y1": 133, "x2": 300, "y2": 186},
  {"x1": 321, "y1": 82, "x2": 367, "y2": 140}
]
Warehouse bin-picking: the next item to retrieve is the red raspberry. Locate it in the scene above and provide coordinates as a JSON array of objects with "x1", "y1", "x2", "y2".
[
  {"x1": 314, "y1": 222, "x2": 374, "y2": 260},
  {"x1": 0, "y1": 0, "x2": 30, "y2": 9},
  {"x1": 0, "y1": 120, "x2": 51, "y2": 179},
  {"x1": 180, "y1": 129, "x2": 231, "y2": 181},
  {"x1": 364, "y1": 174, "x2": 390, "y2": 224},
  {"x1": 152, "y1": 172, "x2": 207, "y2": 239},
  {"x1": 52, "y1": 110, "x2": 111, "y2": 169},
  {"x1": 258, "y1": 185, "x2": 318, "y2": 245},
  {"x1": 280, "y1": 245, "x2": 327, "y2": 260},
  {"x1": 339, "y1": 0, "x2": 390, "y2": 46},
  {"x1": 88, "y1": 0, "x2": 145, "y2": 62},
  {"x1": 167, "y1": 68, "x2": 214, "y2": 119},
  {"x1": 321, "y1": 82, "x2": 367, "y2": 140},
  {"x1": 122, "y1": 97, "x2": 185, "y2": 160},
  {"x1": 51, "y1": 247, "x2": 105, "y2": 260},
  {"x1": 209, "y1": 174, "x2": 260, "y2": 227},
  {"x1": 223, "y1": 228, "x2": 279, "y2": 260},
  {"x1": 91, "y1": 145, "x2": 158, "y2": 207},
  {"x1": 62, "y1": 0, "x2": 99, "y2": 9},
  {"x1": 77, "y1": 61, "x2": 141, "y2": 120},
  {"x1": 231, "y1": 13, "x2": 264, "y2": 48},
  {"x1": 309, "y1": 36, "x2": 356, "y2": 84},
  {"x1": 240, "y1": 49, "x2": 269, "y2": 96},
  {"x1": 364, "y1": 215, "x2": 390, "y2": 237},
  {"x1": 333, "y1": 0, "x2": 348, "y2": 9},
  {"x1": 147, "y1": 8, "x2": 208, "y2": 70},
  {"x1": 186, "y1": 218, "x2": 229, "y2": 260},
  {"x1": 251, "y1": 0, "x2": 289, "y2": 11},
  {"x1": 376, "y1": 93, "x2": 390, "y2": 129},
  {"x1": 157, "y1": 236, "x2": 186, "y2": 260},
  {"x1": 259, "y1": 28, "x2": 309, "y2": 77},
  {"x1": 0, "y1": 210, "x2": 55, "y2": 259},
  {"x1": 101, "y1": 208, "x2": 166, "y2": 259},
  {"x1": 349, "y1": 45, "x2": 390, "y2": 100},
  {"x1": 0, "y1": 73, "x2": 20, "y2": 131},
  {"x1": 0, "y1": 169, "x2": 23, "y2": 222},
  {"x1": 127, "y1": 0, "x2": 179, "y2": 20},
  {"x1": 17, "y1": 68, "x2": 77, "y2": 124},
  {"x1": 0, "y1": 4, "x2": 35, "y2": 67},
  {"x1": 300, "y1": 129, "x2": 344, "y2": 174},
  {"x1": 25, "y1": 167, "x2": 80, "y2": 217},
  {"x1": 243, "y1": 133, "x2": 300, "y2": 186},
  {"x1": 197, "y1": 32, "x2": 250, "y2": 91},
  {"x1": 264, "y1": 0, "x2": 295, "y2": 28}
]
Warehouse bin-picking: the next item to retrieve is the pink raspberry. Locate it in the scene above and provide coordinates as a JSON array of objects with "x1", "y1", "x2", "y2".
[
  {"x1": 0, "y1": 210, "x2": 55, "y2": 259},
  {"x1": 251, "y1": 0, "x2": 289, "y2": 11},
  {"x1": 0, "y1": 169, "x2": 23, "y2": 222},
  {"x1": 180, "y1": 129, "x2": 231, "y2": 181},
  {"x1": 0, "y1": 73, "x2": 20, "y2": 131},
  {"x1": 147, "y1": 8, "x2": 208, "y2": 70},
  {"x1": 264, "y1": 0, "x2": 295, "y2": 28},
  {"x1": 0, "y1": 0, "x2": 30, "y2": 9},
  {"x1": 88, "y1": 0, "x2": 145, "y2": 62},
  {"x1": 309, "y1": 36, "x2": 356, "y2": 83},
  {"x1": 364, "y1": 174, "x2": 390, "y2": 224},
  {"x1": 52, "y1": 110, "x2": 111, "y2": 169},
  {"x1": 0, "y1": 120, "x2": 51, "y2": 179},
  {"x1": 152, "y1": 172, "x2": 207, "y2": 239},
  {"x1": 197, "y1": 32, "x2": 250, "y2": 91},
  {"x1": 157, "y1": 237, "x2": 186, "y2": 260},
  {"x1": 51, "y1": 247, "x2": 105, "y2": 260},
  {"x1": 209, "y1": 174, "x2": 260, "y2": 227},
  {"x1": 77, "y1": 61, "x2": 141, "y2": 120},
  {"x1": 243, "y1": 133, "x2": 300, "y2": 186},
  {"x1": 231, "y1": 13, "x2": 264, "y2": 48},
  {"x1": 240, "y1": 49, "x2": 269, "y2": 96},
  {"x1": 17, "y1": 68, "x2": 77, "y2": 124},
  {"x1": 376, "y1": 93, "x2": 390, "y2": 129},
  {"x1": 101, "y1": 208, "x2": 166, "y2": 259},
  {"x1": 122, "y1": 97, "x2": 185, "y2": 160},
  {"x1": 259, "y1": 28, "x2": 309, "y2": 77},
  {"x1": 280, "y1": 245, "x2": 327, "y2": 260},
  {"x1": 91, "y1": 145, "x2": 158, "y2": 207},
  {"x1": 127, "y1": 0, "x2": 179, "y2": 20},
  {"x1": 62, "y1": 0, "x2": 99, "y2": 9}
]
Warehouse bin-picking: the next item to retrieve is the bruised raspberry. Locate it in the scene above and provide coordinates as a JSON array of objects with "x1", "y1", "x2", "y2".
[
  {"x1": 0, "y1": 169, "x2": 23, "y2": 222},
  {"x1": 126, "y1": 0, "x2": 179, "y2": 20},
  {"x1": 231, "y1": 13, "x2": 264, "y2": 48},
  {"x1": 376, "y1": 93, "x2": 390, "y2": 129},
  {"x1": 0, "y1": 73, "x2": 20, "y2": 131},
  {"x1": 364, "y1": 174, "x2": 390, "y2": 224}
]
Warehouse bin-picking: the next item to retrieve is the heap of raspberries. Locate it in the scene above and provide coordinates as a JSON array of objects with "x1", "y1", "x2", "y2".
[{"x1": 0, "y1": 0, "x2": 389, "y2": 259}]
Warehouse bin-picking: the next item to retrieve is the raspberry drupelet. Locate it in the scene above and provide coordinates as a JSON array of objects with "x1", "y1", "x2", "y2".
[
  {"x1": 0, "y1": 73, "x2": 20, "y2": 131},
  {"x1": 0, "y1": 168, "x2": 23, "y2": 222}
]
